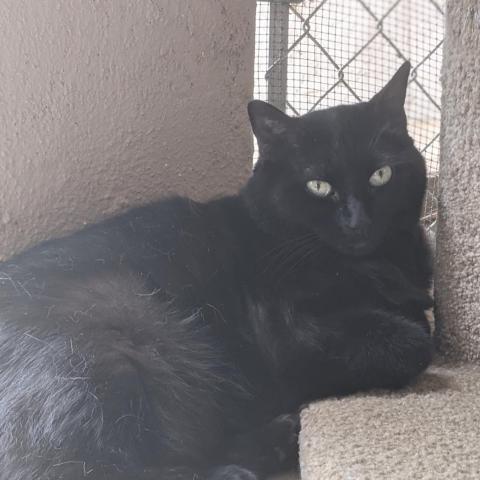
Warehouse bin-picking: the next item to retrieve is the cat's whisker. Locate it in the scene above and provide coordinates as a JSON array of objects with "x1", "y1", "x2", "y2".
[
  {"x1": 262, "y1": 235, "x2": 318, "y2": 276},
  {"x1": 260, "y1": 232, "x2": 317, "y2": 262},
  {"x1": 273, "y1": 241, "x2": 319, "y2": 285},
  {"x1": 272, "y1": 242, "x2": 319, "y2": 277},
  {"x1": 262, "y1": 241, "x2": 309, "y2": 275},
  {"x1": 267, "y1": 237, "x2": 318, "y2": 282}
]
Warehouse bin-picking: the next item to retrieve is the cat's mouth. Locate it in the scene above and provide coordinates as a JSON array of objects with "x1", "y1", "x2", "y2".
[
  {"x1": 333, "y1": 238, "x2": 379, "y2": 257},
  {"x1": 348, "y1": 242, "x2": 376, "y2": 256}
]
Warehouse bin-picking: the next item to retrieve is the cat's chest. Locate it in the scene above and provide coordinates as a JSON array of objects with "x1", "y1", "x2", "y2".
[
  {"x1": 255, "y1": 267, "x2": 346, "y2": 310},
  {"x1": 256, "y1": 258, "x2": 397, "y2": 313}
]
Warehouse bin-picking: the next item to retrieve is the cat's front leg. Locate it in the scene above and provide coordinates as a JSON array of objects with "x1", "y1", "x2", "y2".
[{"x1": 316, "y1": 308, "x2": 433, "y2": 396}]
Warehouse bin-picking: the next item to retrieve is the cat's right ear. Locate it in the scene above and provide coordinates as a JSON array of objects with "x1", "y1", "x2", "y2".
[{"x1": 248, "y1": 100, "x2": 294, "y2": 145}]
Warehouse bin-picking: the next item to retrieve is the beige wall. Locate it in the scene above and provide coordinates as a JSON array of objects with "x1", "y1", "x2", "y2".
[{"x1": 0, "y1": 0, "x2": 256, "y2": 260}]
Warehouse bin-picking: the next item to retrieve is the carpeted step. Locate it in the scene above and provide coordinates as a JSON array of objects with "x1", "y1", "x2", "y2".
[{"x1": 299, "y1": 363, "x2": 480, "y2": 479}]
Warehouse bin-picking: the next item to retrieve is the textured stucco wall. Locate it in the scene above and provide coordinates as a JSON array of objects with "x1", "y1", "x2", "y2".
[
  {"x1": 0, "y1": 0, "x2": 255, "y2": 260},
  {"x1": 435, "y1": 1, "x2": 480, "y2": 361}
]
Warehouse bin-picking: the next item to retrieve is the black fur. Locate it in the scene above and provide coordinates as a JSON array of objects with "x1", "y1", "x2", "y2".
[{"x1": 0, "y1": 63, "x2": 433, "y2": 479}]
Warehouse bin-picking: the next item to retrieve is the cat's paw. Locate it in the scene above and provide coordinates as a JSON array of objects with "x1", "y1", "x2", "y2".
[
  {"x1": 207, "y1": 465, "x2": 258, "y2": 480},
  {"x1": 268, "y1": 413, "x2": 300, "y2": 461},
  {"x1": 353, "y1": 311, "x2": 434, "y2": 388},
  {"x1": 225, "y1": 413, "x2": 299, "y2": 474}
]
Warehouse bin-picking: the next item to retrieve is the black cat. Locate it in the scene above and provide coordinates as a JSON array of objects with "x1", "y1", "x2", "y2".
[{"x1": 0, "y1": 62, "x2": 433, "y2": 480}]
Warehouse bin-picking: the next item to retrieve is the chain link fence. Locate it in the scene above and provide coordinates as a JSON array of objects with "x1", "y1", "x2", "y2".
[{"x1": 254, "y1": 0, "x2": 444, "y2": 227}]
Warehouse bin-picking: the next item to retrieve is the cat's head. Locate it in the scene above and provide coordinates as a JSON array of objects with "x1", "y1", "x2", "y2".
[{"x1": 245, "y1": 62, "x2": 426, "y2": 256}]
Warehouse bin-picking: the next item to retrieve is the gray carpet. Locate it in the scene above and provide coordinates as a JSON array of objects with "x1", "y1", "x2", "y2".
[{"x1": 300, "y1": 363, "x2": 480, "y2": 479}]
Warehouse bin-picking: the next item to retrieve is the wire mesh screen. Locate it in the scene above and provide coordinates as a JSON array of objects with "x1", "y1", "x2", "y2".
[{"x1": 254, "y1": 0, "x2": 444, "y2": 226}]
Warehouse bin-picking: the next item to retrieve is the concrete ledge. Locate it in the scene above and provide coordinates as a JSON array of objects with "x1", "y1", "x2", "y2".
[{"x1": 299, "y1": 363, "x2": 480, "y2": 479}]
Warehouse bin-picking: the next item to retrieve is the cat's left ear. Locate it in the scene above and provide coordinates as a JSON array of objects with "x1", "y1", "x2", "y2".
[{"x1": 370, "y1": 61, "x2": 411, "y2": 113}]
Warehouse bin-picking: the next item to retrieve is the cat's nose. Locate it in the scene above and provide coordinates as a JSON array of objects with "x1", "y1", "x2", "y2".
[{"x1": 338, "y1": 196, "x2": 370, "y2": 235}]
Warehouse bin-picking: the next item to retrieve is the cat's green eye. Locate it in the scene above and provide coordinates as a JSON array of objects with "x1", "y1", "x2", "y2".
[
  {"x1": 306, "y1": 180, "x2": 333, "y2": 198},
  {"x1": 369, "y1": 166, "x2": 392, "y2": 187}
]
